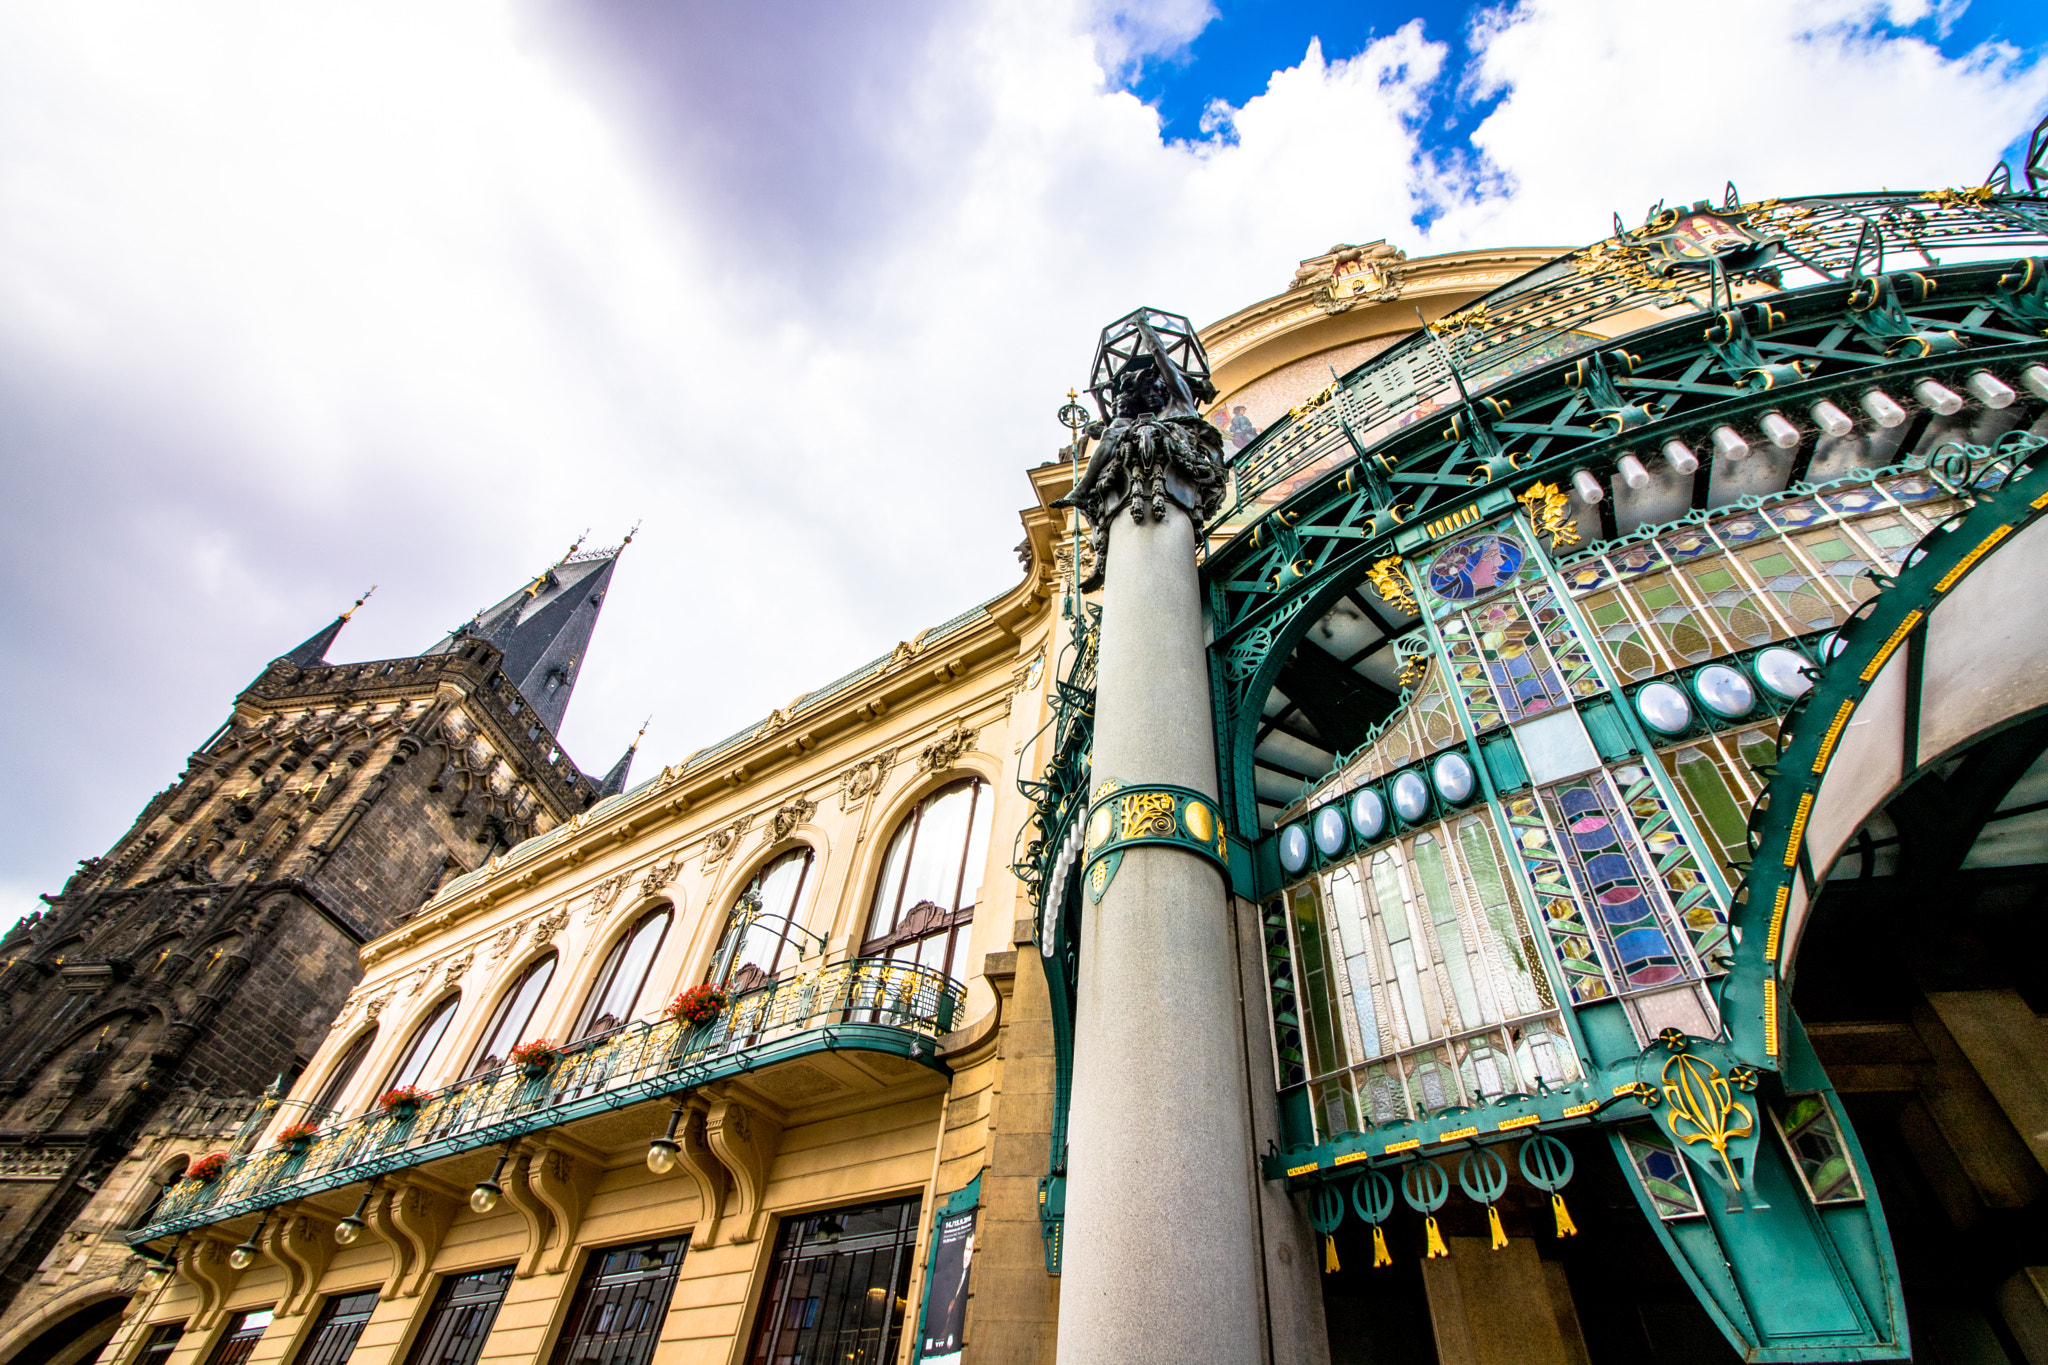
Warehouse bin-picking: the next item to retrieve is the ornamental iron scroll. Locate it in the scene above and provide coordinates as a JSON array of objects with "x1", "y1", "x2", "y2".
[{"x1": 1080, "y1": 782, "x2": 1230, "y2": 903}]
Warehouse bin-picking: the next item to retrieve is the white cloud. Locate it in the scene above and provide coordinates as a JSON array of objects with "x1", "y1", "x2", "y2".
[{"x1": 0, "y1": 0, "x2": 2041, "y2": 930}]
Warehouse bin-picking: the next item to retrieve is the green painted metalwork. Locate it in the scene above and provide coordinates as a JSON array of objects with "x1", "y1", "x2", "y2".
[
  {"x1": 127, "y1": 957, "x2": 962, "y2": 1246},
  {"x1": 1080, "y1": 781, "x2": 1230, "y2": 903}
]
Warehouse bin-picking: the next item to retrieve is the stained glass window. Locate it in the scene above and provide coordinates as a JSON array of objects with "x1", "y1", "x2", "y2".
[
  {"x1": 1539, "y1": 771, "x2": 1705, "y2": 992},
  {"x1": 1426, "y1": 532, "x2": 1526, "y2": 601},
  {"x1": 1619, "y1": 1123, "x2": 1705, "y2": 1220},
  {"x1": 1773, "y1": 1095, "x2": 1866, "y2": 1205}
]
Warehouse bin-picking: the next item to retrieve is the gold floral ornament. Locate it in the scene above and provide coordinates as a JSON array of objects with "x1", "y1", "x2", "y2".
[
  {"x1": 1120, "y1": 791, "x2": 1176, "y2": 841},
  {"x1": 1922, "y1": 185, "x2": 1997, "y2": 208},
  {"x1": 1364, "y1": 557, "x2": 1416, "y2": 613},
  {"x1": 1427, "y1": 303, "x2": 1490, "y2": 337},
  {"x1": 1662, "y1": 1052, "x2": 1754, "y2": 1190},
  {"x1": 1518, "y1": 481, "x2": 1582, "y2": 548}
]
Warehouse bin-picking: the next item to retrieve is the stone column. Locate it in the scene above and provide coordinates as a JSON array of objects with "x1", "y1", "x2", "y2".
[{"x1": 1054, "y1": 311, "x2": 1263, "y2": 1365}]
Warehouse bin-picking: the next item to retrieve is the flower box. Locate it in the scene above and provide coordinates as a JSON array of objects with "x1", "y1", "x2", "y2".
[
  {"x1": 665, "y1": 985, "x2": 728, "y2": 1028},
  {"x1": 509, "y1": 1039, "x2": 557, "y2": 1077},
  {"x1": 275, "y1": 1122, "x2": 319, "y2": 1152},
  {"x1": 378, "y1": 1086, "x2": 427, "y2": 1118},
  {"x1": 187, "y1": 1153, "x2": 228, "y2": 1183}
]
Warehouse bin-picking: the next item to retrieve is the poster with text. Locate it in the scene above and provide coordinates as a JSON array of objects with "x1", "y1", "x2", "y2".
[{"x1": 919, "y1": 1206, "x2": 976, "y2": 1364}]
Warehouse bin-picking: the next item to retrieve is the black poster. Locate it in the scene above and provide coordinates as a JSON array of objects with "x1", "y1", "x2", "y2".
[{"x1": 919, "y1": 1206, "x2": 977, "y2": 1363}]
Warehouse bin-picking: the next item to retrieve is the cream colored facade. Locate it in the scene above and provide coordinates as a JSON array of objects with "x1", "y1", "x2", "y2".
[{"x1": 64, "y1": 243, "x2": 1523, "y2": 1365}]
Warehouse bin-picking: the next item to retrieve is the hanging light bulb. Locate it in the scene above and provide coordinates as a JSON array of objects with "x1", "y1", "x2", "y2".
[
  {"x1": 471, "y1": 1148, "x2": 512, "y2": 1213},
  {"x1": 1570, "y1": 468, "x2": 1604, "y2": 504},
  {"x1": 1759, "y1": 412, "x2": 1800, "y2": 449},
  {"x1": 228, "y1": 1212, "x2": 269, "y2": 1270},
  {"x1": 1912, "y1": 379, "x2": 1963, "y2": 415},
  {"x1": 1809, "y1": 400, "x2": 1854, "y2": 437},
  {"x1": 1662, "y1": 439, "x2": 1698, "y2": 475},
  {"x1": 334, "y1": 1182, "x2": 377, "y2": 1245},
  {"x1": 1711, "y1": 425, "x2": 1749, "y2": 461},
  {"x1": 1616, "y1": 454, "x2": 1650, "y2": 489},
  {"x1": 647, "y1": 1103, "x2": 685, "y2": 1175},
  {"x1": 1862, "y1": 389, "x2": 1906, "y2": 428},
  {"x1": 1964, "y1": 372, "x2": 2016, "y2": 408}
]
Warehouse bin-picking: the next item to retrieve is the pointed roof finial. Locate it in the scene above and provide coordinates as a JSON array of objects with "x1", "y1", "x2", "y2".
[
  {"x1": 632, "y1": 715, "x2": 651, "y2": 748},
  {"x1": 340, "y1": 585, "x2": 377, "y2": 622},
  {"x1": 619, "y1": 520, "x2": 641, "y2": 552},
  {"x1": 556, "y1": 529, "x2": 590, "y2": 566}
]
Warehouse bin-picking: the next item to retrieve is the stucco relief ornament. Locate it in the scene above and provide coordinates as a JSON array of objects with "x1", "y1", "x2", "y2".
[
  {"x1": 769, "y1": 798, "x2": 816, "y2": 842},
  {"x1": 1053, "y1": 308, "x2": 1229, "y2": 594},
  {"x1": 442, "y1": 950, "x2": 473, "y2": 984},
  {"x1": 531, "y1": 908, "x2": 570, "y2": 948},
  {"x1": 640, "y1": 856, "x2": 683, "y2": 900},
  {"x1": 917, "y1": 722, "x2": 980, "y2": 774},
  {"x1": 585, "y1": 873, "x2": 629, "y2": 922},
  {"x1": 1290, "y1": 240, "x2": 1407, "y2": 315},
  {"x1": 700, "y1": 816, "x2": 753, "y2": 870},
  {"x1": 838, "y1": 751, "x2": 896, "y2": 811},
  {"x1": 363, "y1": 990, "x2": 396, "y2": 1021}
]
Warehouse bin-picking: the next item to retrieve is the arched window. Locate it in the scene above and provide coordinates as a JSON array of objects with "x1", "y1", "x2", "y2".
[
  {"x1": 127, "y1": 1156, "x2": 189, "y2": 1231},
  {"x1": 380, "y1": 995, "x2": 459, "y2": 1098},
  {"x1": 310, "y1": 1027, "x2": 377, "y2": 1116},
  {"x1": 721, "y1": 848, "x2": 817, "y2": 994},
  {"x1": 575, "y1": 907, "x2": 672, "y2": 1039},
  {"x1": 467, "y1": 953, "x2": 558, "y2": 1075},
  {"x1": 862, "y1": 778, "x2": 993, "y2": 983}
]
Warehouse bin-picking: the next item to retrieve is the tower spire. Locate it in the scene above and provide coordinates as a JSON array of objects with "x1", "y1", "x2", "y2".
[
  {"x1": 280, "y1": 586, "x2": 376, "y2": 667},
  {"x1": 597, "y1": 717, "x2": 650, "y2": 798}
]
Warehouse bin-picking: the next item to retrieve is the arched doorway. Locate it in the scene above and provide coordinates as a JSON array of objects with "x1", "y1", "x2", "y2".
[{"x1": 0, "y1": 1296, "x2": 130, "y2": 1365}]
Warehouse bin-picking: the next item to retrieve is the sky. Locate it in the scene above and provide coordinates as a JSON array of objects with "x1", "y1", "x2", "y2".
[{"x1": 1, "y1": 0, "x2": 2044, "y2": 930}]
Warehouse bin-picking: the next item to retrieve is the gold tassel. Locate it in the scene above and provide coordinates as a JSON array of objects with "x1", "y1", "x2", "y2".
[
  {"x1": 1487, "y1": 1205, "x2": 1508, "y2": 1251},
  {"x1": 1551, "y1": 1192, "x2": 1578, "y2": 1238},
  {"x1": 1425, "y1": 1215, "x2": 1449, "y2": 1259},
  {"x1": 1325, "y1": 1234, "x2": 1340, "y2": 1274},
  {"x1": 1372, "y1": 1225, "x2": 1392, "y2": 1268}
]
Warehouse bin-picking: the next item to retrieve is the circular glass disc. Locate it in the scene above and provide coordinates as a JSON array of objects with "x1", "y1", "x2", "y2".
[
  {"x1": 1753, "y1": 647, "x2": 1812, "y2": 700},
  {"x1": 1349, "y1": 788, "x2": 1386, "y2": 841},
  {"x1": 1695, "y1": 663, "x2": 1756, "y2": 719},
  {"x1": 1313, "y1": 806, "x2": 1349, "y2": 857},
  {"x1": 1391, "y1": 771, "x2": 1431, "y2": 823},
  {"x1": 1279, "y1": 823, "x2": 1311, "y2": 875},
  {"x1": 1433, "y1": 753, "x2": 1477, "y2": 804},
  {"x1": 1636, "y1": 681, "x2": 1693, "y2": 736}
]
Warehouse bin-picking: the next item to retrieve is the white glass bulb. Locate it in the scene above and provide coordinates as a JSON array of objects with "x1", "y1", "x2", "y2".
[
  {"x1": 1760, "y1": 412, "x2": 1800, "y2": 449},
  {"x1": 229, "y1": 1246, "x2": 254, "y2": 1270},
  {"x1": 469, "y1": 1185, "x2": 499, "y2": 1214},
  {"x1": 1809, "y1": 400, "x2": 1854, "y2": 437},
  {"x1": 1963, "y1": 371, "x2": 2015, "y2": 409},
  {"x1": 1711, "y1": 425, "x2": 1749, "y2": 461},
  {"x1": 1571, "y1": 468, "x2": 1604, "y2": 504},
  {"x1": 647, "y1": 1141, "x2": 679, "y2": 1175},
  {"x1": 1862, "y1": 389, "x2": 1906, "y2": 427},
  {"x1": 2022, "y1": 365, "x2": 2048, "y2": 400},
  {"x1": 1913, "y1": 379, "x2": 1963, "y2": 415},
  {"x1": 333, "y1": 1220, "x2": 361, "y2": 1246},
  {"x1": 1662, "y1": 439, "x2": 1698, "y2": 474},
  {"x1": 1617, "y1": 454, "x2": 1650, "y2": 489}
]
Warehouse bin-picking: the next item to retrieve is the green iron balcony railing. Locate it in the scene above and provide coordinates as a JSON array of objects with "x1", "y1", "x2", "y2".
[{"x1": 128, "y1": 958, "x2": 965, "y2": 1245}]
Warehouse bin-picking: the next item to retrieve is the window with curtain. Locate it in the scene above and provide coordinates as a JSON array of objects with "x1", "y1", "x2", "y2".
[
  {"x1": 310, "y1": 1028, "x2": 376, "y2": 1118},
  {"x1": 721, "y1": 849, "x2": 816, "y2": 994},
  {"x1": 576, "y1": 907, "x2": 672, "y2": 1039},
  {"x1": 862, "y1": 779, "x2": 992, "y2": 984},
  {"x1": 467, "y1": 953, "x2": 557, "y2": 1075},
  {"x1": 379, "y1": 995, "x2": 459, "y2": 1099}
]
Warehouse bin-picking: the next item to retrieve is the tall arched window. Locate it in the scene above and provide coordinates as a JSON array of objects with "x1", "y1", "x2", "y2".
[
  {"x1": 575, "y1": 907, "x2": 672, "y2": 1039},
  {"x1": 467, "y1": 953, "x2": 558, "y2": 1075},
  {"x1": 380, "y1": 995, "x2": 459, "y2": 1098},
  {"x1": 863, "y1": 778, "x2": 993, "y2": 983},
  {"x1": 721, "y1": 848, "x2": 817, "y2": 994},
  {"x1": 310, "y1": 1027, "x2": 377, "y2": 1116}
]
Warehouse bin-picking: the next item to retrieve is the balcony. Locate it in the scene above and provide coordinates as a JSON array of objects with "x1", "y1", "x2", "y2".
[{"x1": 128, "y1": 958, "x2": 965, "y2": 1246}]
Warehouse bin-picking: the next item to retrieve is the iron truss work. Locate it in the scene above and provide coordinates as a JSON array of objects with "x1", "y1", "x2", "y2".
[
  {"x1": 1209, "y1": 199, "x2": 2048, "y2": 838},
  {"x1": 126, "y1": 958, "x2": 962, "y2": 1247}
]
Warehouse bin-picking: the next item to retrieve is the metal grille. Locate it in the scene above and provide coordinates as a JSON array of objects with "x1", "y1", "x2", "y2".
[
  {"x1": 546, "y1": 1239, "x2": 685, "y2": 1365},
  {"x1": 139, "y1": 1323, "x2": 183, "y2": 1365},
  {"x1": 293, "y1": 1292, "x2": 378, "y2": 1365},
  {"x1": 206, "y1": 1312, "x2": 272, "y2": 1365},
  {"x1": 745, "y1": 1197, "x2": 921, "y2": 1365},
  {"x1": 402, "y1": 1267, "x2": 512, "y2": 1365}
]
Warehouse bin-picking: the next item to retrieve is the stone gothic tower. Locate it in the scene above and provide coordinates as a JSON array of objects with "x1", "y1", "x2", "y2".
[{"x1": 0, "y1": 542, "x2": 637, "y2": 1315}]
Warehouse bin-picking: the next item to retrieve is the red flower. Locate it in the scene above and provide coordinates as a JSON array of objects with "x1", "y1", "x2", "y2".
[
  {"x1": 664, "y1": 985, "x2": 728, "y2": 1027},
  {"x1": 187, "y1": 1153, "x2": 228, "y2": 1182},
  {"x1": 275, "y1": 1123, "x2": 319, "y2": 1147},
  {"x1": 378, "y1": 1086, "x2": 427, "y2": 1112},
  {"x1": 508, "y1": 1039, "x2": 556, "y2": 1068}
]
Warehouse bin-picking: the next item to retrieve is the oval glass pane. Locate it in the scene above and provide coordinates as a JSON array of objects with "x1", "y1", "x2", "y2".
[
  {"x1": 1754, "y1": 647, "x2": 1812, "y2": 700},
  {"x1": 1432, "y1": 753, "x2": 1476, "y2": 804},
  {"x1": 1279, "y1": 823, "x2": 1311, "y2": 875},
  {"x1": 1348, "y1": 788, "x2": 1386, "y2": 842},
  {"x1": 1391, "y1": 771, "x2": 1430, "y2": 823},
  {"x1": 1313, "y1": 805, "x2": 1348, "y2": 857},
  {"x1": 1636, "y1": 680, "x2": 1694, "y2": 735},
  {"x1": 1695, "y1": 664, "x2": 1756, "y2": 718}
]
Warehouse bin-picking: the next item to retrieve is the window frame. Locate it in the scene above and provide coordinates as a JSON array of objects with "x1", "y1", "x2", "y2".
[
  {"x1": 466, "y1": 953, "x2": 558, "y2": 1076},
  {"x1": 860, "y1": 778, "x2": 990, "y2": 982},
  {"x1": 574, "y1": 907, "x2": 673, "y2": 1040},
  {"x1": 378, "y1": 995, "x2": 460, "y2": 1100},
  {"x1": 719, "y1": 848, "x2": 817, "y2": 994},
  {"x1": 310, "y1": 1028, "x2": 377, "y2": 1118}
]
